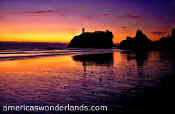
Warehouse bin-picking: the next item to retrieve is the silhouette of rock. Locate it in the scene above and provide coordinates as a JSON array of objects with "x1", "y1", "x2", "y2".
[
  {"x1": 172, "y1": 28, "x2": 175, "y2": 39},
  {"x1": 152, "y1": 28, "x2": 175, "y2": 51},
  {"x1": 119, "y1": 29, "x2": 152, "y2": 51},
  {"x1": 68, "y1": 28, "x2": 114, "y2": 48},
  {"x1": 171, "y1": 28, "x2": 175, "y2": 45}
]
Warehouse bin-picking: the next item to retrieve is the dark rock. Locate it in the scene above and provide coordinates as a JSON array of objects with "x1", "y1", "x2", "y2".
[
  {"x1": 120, "y1": 28, "x2": 175, "y2": 52},
  {"x1": 152, "y1": 28, "x2": 175, "y2": 51},
  {"x1": 172, "y1": 28, "x2": 175, "y2": 39},
  {"x1": 67, "y1": 28, "x2": 114, "y2": 48},
  {"x1": 119, "y1": 29, "x2": 152, "y2": 51}
]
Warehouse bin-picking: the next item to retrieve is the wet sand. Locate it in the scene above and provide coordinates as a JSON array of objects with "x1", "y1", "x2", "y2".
[{"x1": 0, "y1": 50, "x2": 173, "y2": 114}]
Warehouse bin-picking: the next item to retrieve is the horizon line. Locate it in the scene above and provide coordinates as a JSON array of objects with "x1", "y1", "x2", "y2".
[{"x1": 0, "y1": 41, "x2": 69, "y2": 44}]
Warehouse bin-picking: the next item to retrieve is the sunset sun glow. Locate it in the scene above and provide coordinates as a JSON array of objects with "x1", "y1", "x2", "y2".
[{"x1": 0, "y1": 0, "x2": 175, "y2": 43}]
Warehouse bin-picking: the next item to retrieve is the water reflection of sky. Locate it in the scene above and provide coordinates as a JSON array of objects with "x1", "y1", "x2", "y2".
[{"x1": 0, "y1": 51, "x2": 174, "y2": 109}]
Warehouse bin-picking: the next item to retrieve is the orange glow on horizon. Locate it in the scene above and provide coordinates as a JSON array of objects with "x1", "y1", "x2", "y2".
[
  {"x1": 0, "y1": 22, "x2": 169, "y2": 44},
  {"x1": 0, "y1": 0, "x2": 172, "y2": 44}
]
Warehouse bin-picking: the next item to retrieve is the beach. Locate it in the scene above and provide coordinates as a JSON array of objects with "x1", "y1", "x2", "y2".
[
  {"x1": 1, "y1": 0, "x2": 174, "y2": 113},
  {"x1": 0, "y1": 48, "x2": 173, "y2": 113}
]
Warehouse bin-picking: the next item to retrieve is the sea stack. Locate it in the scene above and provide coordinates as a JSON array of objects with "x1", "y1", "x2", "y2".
[
  {"x1": 68, "y1": 28, "x2": 114, "y2": 48},
  {"x1": 119, "y1": 29, "x2": 152, "y2": 51}
]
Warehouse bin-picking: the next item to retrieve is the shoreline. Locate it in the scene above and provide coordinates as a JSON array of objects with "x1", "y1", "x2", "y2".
[{"x1": 0, "y1": 48, "x2": 115, "y2": 61}]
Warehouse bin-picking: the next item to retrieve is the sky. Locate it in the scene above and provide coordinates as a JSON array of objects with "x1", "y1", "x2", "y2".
[{"x1": 0, "y1": 0, "x2": 175, "y2": 43}]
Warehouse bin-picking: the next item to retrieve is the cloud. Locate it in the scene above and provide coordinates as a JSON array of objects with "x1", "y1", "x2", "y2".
[
  {"x1": 151, "y1": 31, "x2": 167, "y2": 36},
  {"x1": 55, "y1": 6, "x2": 88, "y2": 16},
  {"x1": 119, "y1": 14, "x2": 142, "y2": 19},
  {"x1": 83, "y1": 13, "x2": 112, "y2": 20},
  {"x1": 120, "y1": 26, "x2": 128, "y2": 29},
  {"x1": 24, "y1": 10, "x2": 55, "y2": 14}
]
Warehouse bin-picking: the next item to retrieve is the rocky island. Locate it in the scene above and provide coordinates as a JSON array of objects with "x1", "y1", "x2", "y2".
[
  {"x1": 67, "y1": 28, "x2": 114, "y2": 48},
  {"x1": 152, "y1": 28, "x2": 175, "y2": 51},
  {"x1": 119, "y1": 29, "x2": 175, "y2": 52},
  {"x1": 119, "y1": 30, "x2": 152, "y2": 51}
]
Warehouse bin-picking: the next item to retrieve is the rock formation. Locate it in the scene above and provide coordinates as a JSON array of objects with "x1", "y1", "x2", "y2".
[
  {"x1": 152, "y1": 28, "x2": 175, "y2": 50},
  {"x1": 119, "y1": 30, "x2": 152, "y2": 51},
  {"x1": 68, "y1": 28, "x2": 114, "y2": 48}
]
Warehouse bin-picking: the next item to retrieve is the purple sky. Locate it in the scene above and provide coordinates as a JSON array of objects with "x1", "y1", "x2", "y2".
[{"x1": 0, "y1": 0, "x2": 175, "y2": 43}]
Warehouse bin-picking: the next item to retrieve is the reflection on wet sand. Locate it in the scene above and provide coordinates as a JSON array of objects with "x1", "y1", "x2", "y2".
[
  {"x1": 122, "y1": 51, "x2": 148, "y2": 67},
  {"x1": 72, "y1": 53, "x2": 113, "y2": 66},
  {"x1": 125, "y1": 52, "x2": 149, "y2": 77},
  {"x1": 0, "y1": 50, "x2": 174, "y2": 113},
  {"x1": 72, "y1": 53, "x2": 113, "y2": 74}
]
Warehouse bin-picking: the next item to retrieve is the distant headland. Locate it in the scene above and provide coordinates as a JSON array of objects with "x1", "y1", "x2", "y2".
[{"x1": 67, "y1": 28, "x2": 114, "y2": 48}]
